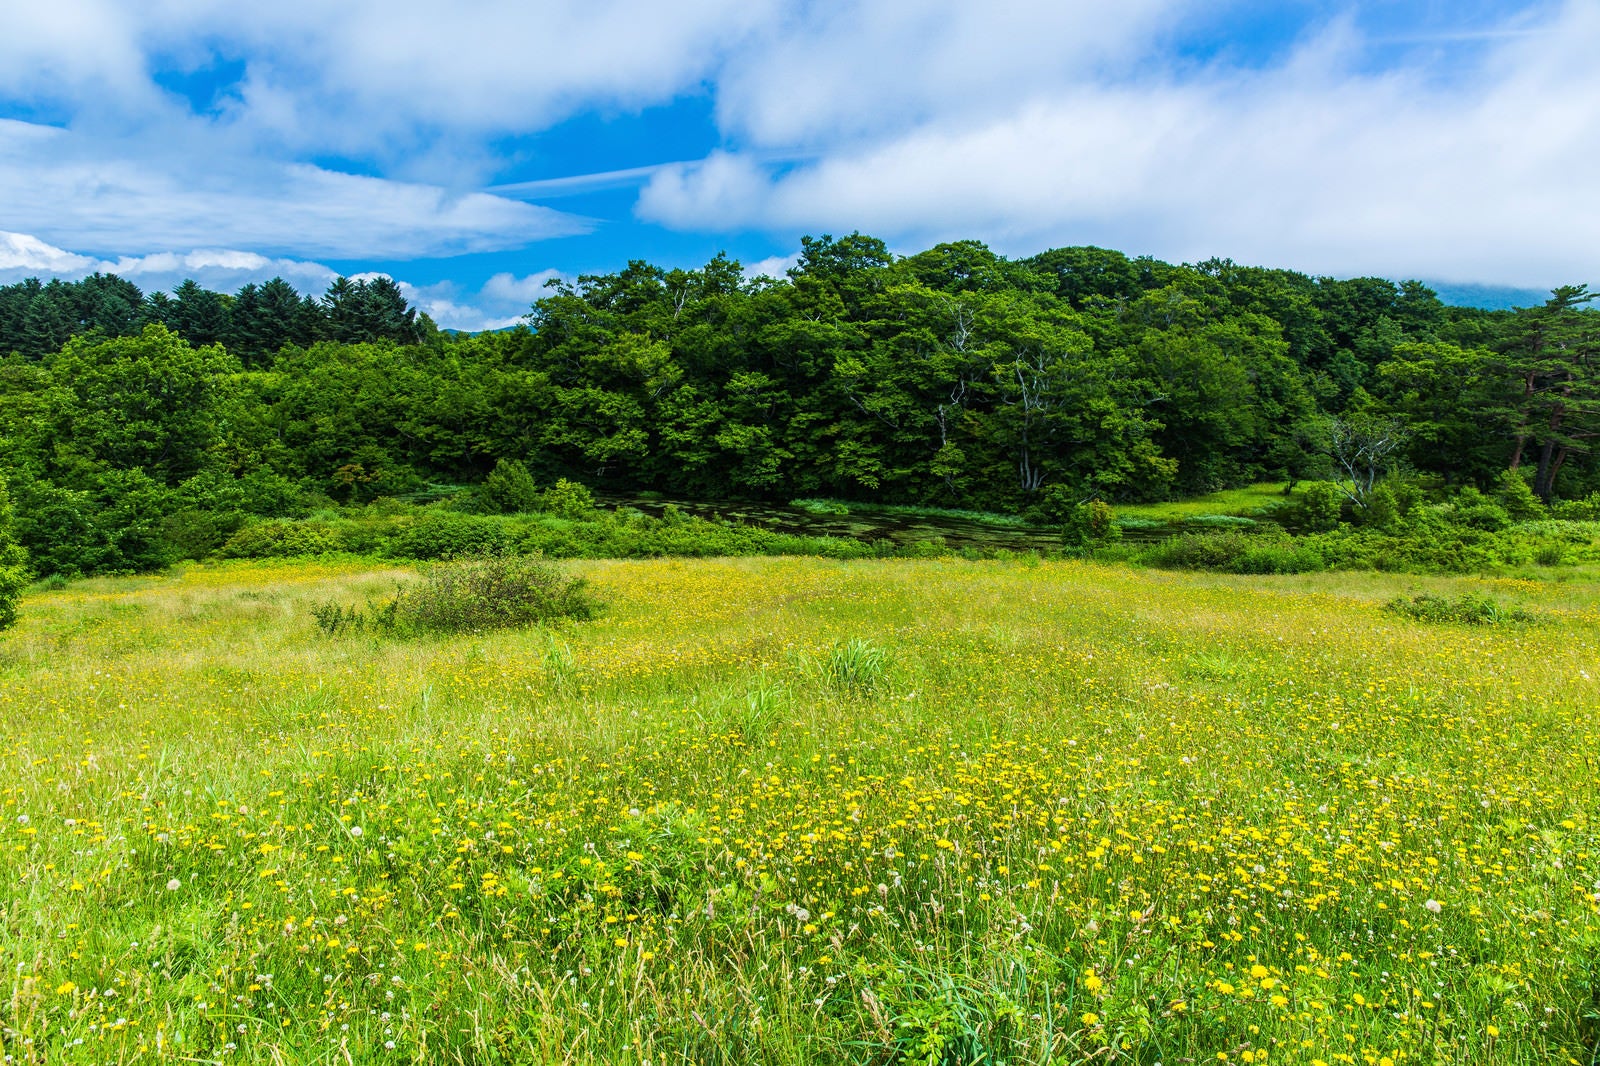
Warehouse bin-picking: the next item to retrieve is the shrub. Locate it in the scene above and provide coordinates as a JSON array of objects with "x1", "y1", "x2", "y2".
[
  {"x1": 385, "y1": 513, "x2": 511, "y2": 560},
  {"x1": 540, "y1": 478, "x2": 597, "y2": 519},
  {"x1": 395, "y1": 555, "x2": 597, "y2": 633},
  {"x1": 161, "y1": 508, "x2": 246, "y2": 561},
  {"x1": 1141, "y1": 531, "x2": 1322, "y2": 574},
  {"x1": 311, "y1": 554, "x2": 598, "y2": 637},
  {"x1": 1495, "y1": 469, "x2": 1546, "y2": 521},
  {"x1": 1552, "y1": 492, "x2": 1600, "y2": 521},
  {"x1": 1382, "y1": 593, "x2": 1538, "y2": 626},
  {"x1": 1024, "y1": 484, "x2": 1077, "y2": 525},
  {"x1": 1293, "y1": 483, "x2": 1343, "y2": 533},
  {"x1": 1450, "y1": 487, "x2": 1512, "y2": 531},
  {"x1": 1062, "y1": 500, "x2": 1122, "y2": 550},
  {"x1": 1357, "y1": 484, "x2": 1400, "y2": 531},
  {"x1": 478, "y1": 458, "x2": 542, "y2": 514},
  {"x1": 220, "y1": 520, "x2": 344, "y2": 558}
]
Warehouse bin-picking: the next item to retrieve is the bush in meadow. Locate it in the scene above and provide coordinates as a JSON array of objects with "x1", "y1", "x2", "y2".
[{"x1": 312, "y1": 554, "x2": 598, "y2": 637}]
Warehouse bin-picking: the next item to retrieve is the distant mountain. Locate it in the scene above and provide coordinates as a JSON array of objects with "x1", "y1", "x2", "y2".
[{"x1": 1425, "y1": 282, "x2": 1552, "y2": 311}]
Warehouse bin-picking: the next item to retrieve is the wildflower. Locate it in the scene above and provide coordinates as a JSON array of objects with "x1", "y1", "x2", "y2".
[
  {"x1": 166, "y1": 878, "x2": 182, "y2": 891},
  {"x1": 1423, "y1": 899, "x2": 1442, "y2": 913},
  {"x1": 1080, "y1": 1012, "x2": 1099, "y2": 1026}
]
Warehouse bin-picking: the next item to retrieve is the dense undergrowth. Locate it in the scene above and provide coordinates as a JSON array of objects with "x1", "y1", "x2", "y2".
[{"x1": 192, "y1": 480, "x2": 1600, "y2": 581}]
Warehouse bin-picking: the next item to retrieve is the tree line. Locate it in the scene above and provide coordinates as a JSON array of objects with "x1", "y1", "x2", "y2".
[{"x1": 0, "y1": 234, "x2": 1596, "y2": 576}]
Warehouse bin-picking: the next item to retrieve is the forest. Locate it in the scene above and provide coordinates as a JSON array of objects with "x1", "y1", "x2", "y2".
[{"x1": 0, "y1": 234, "x2": 1596, "y2": 578}]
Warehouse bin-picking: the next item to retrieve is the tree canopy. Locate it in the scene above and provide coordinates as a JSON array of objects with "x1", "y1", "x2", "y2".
[{"x1": 2, "y1": 236, "x2": 1596, "y2": 575}]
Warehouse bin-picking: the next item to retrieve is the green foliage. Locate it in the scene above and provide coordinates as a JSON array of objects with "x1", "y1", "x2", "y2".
[
  {"x1": 386, "y1": 513, "x2": 512, "y2": 560},
  {"x1": 1449, "y1": 486, "x2": 1513, "y2": 531},
  {"x1": 1293, "y1": 482, "x2": 1344, "y2": 533},
  {"x1": 1495, "y1": 468, "x2": 1547, "y2": 520},
  {"x1": 220, "y1": 520, "x2": 345, "y2": 559},
  {"x1": 815, "y1": 638, "x2": 889, "y2": 693},
  {"x1": 1356, "y1": 483, "x2": 1400, "y2": 531},
  {"x1": 159, "y1": 509, "x2": 246, "y2": 561},
  {"x1": 1553, "y1": 492, "x2": 1600, "y2": 520},
  {"x1": 1141, "y1": 530, "x2": 1324, "y2": 574},
  {"x1": 1381, "y1": 593, "x2": 1538, "y2": 626},
  {"x1": 6, "y1": 242, "x2": 1600, "y2": 580},
  {"x1": 1061, "y1": 499, "x2": 1122, "y2": 550},
  {"x1": 0, "y1": 476, "x2": 28, "y2": 630},
  {"x1": 477, "y1": 457, "x2": 542, "y2": 514},
  {"x1": 540, "y1": 478, "x2": 597, "y2": 519},
  {"x1": 312, "y1": 555, "x2": 597, "y2": 637}
]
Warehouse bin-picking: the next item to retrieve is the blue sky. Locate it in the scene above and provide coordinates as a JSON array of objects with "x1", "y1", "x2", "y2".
[{"x1": 1, "y1": 0, "x2": 1592, "y2": 327}]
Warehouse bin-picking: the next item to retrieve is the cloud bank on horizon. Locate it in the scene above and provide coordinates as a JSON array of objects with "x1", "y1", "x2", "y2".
[{"x1": 1, "y1": 0, "x2": 1593, "y2": 328}]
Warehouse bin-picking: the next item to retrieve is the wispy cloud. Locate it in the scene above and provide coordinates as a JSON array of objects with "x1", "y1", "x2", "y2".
[{"x1": 0, "y1": 120, "x2": 589, "y2": 260}]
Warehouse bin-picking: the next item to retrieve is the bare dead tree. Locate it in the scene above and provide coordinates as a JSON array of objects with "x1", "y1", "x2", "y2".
[{"x1": 1327, "y1": 415, "x2": 1409, "y2": 507}]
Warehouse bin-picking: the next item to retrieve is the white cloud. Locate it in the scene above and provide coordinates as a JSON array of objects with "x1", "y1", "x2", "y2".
[
  {"x1": 640, "y1": 1, "x2": 1600, "y2": 288},
  {"x1": 0, "y1": 231, "x2": 565, "y2": 332},
  {"x1": 0, "y1": 231, "x2": 98, "y2": 275},
  {"x1": 3, "y1": 1, "x2": 775, "y2": 166},
  {"x1": 482, "y1": 270, "x2": 567, "y2": 304},
  {"x1": 0, "y1": 229, "x2": 338, "y2": 292},
  {"x1": 0, "y1": 121, "x2": 588, "y2": 259},
  {"x1": 742, "y1": 254, "x2": 797, "y2": 281},
  {"x1": 387, "y1": 281, "x2": 521, "y2": 332},
  {"x1": 714, "y1": 0, "x2": 1190, "y2": 148}
]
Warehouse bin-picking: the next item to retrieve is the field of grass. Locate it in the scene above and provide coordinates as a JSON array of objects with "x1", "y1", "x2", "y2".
[{"x1": 2, "y1": 557, "x2": 1598, "y2": 1064}]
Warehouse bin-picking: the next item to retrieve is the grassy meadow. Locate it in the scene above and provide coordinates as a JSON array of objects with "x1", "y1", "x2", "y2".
[{"x1": 1, "y1": 557, "x2": 1598, "y2": 1064}]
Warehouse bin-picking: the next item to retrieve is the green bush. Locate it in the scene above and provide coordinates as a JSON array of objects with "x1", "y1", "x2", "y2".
[
  {"x1": 312, "y1": 555, "x2": 598, "y2": 637},
  {"x1": 477, "y1": 458, "x2": 542, "y2": 514},
  {"x1": 541, "y1": 478, "x2": 597, "y2": 519},
  {"x1": 8, "y1": 469, "x2": 173, "y2": 576},
  {"x1": 1356, "y1": 484, "x2": 1400, "y2": 531},
  {"x1": 1141, "y1": 531, "x2": 1323, "y2": 574},
  {"x1": 1552, "y1": 492, "x2": 1600, "y2": 521},
  {"x1": 1293, "y1": 482, "x2": 1343, "y2": 533},
  {"x1": 160, "y1": 508, "x2": 246, "y2": 561},
  {"x1": 1062, "y1": 499, "x2": 1122, "y2": 550},
  {"x1": 1449, "y1": 487, "x2": 1512, "y2": 531},
  {"x1": 1495, "y1": 469, "x2": 1546, "y2": 521},
  {"x1": 385, "y1": 513, "x2": 511, "y2": 560},
  {"x1": 1382, "y1": 593, "x2": 1537, "y2": 626},
  {"x1": 220, "y1": 520, "x2": 345, "y2": 558}
]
